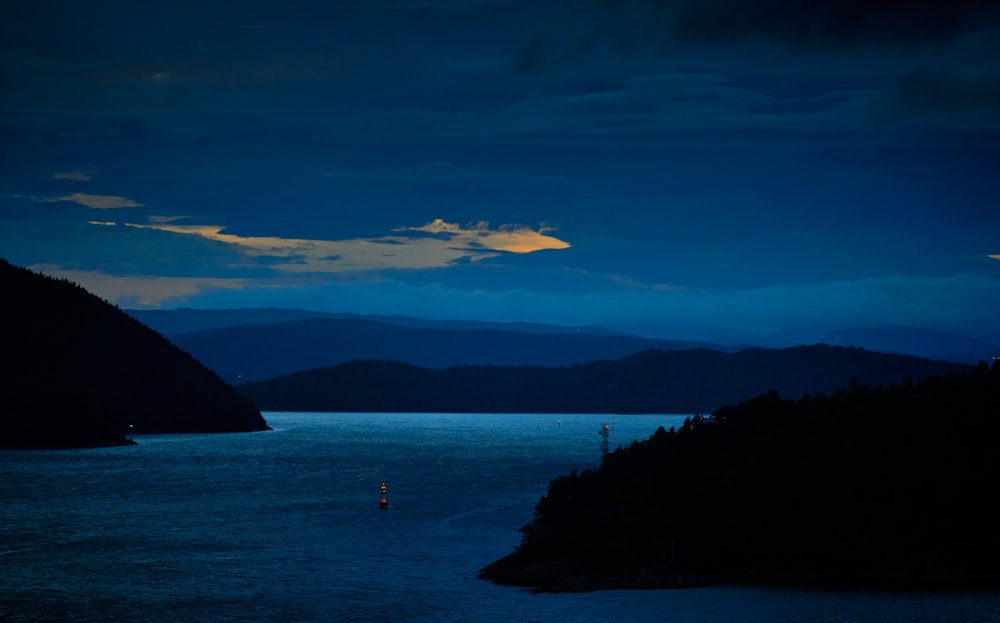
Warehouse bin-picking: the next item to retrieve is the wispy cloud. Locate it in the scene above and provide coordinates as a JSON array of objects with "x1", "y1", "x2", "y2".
[
  {"x1": 385, "y1": 0, "x2": 513, "y2": 10},
  {"x1": 37, "y1": 218, "x2": 570, "y2": 307},
  {"x1": 64, "y1": 193, "x2": 143, "y2": 209},
  {"x1": 113, "y1": 218, "x2": 569, "y2": 273},
  {"x1": 521, "y1": 0, "x2": 997, "y2": 67},
  {"x1": 43, "y1": 193, "x2": 143, "y2": 209},
  {"x1": 398, "y1": 219, "x2": 571, "y2": 254},
  {"x1": 52, "y1": 170, "x2": 93, "y2": 181},
  {"x1": 28, "y1": 265, "x2": 248, "y2": 308}
]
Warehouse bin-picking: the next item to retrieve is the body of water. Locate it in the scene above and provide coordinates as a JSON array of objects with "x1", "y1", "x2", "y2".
[{"x1": 1, "y1": 412, "x2": 997, "y2": 622}]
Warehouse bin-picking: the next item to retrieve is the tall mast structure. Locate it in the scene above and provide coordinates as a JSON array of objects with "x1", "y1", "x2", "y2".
[{"x1": 599, "y1": 422, "x2": 613, "y2": 457}]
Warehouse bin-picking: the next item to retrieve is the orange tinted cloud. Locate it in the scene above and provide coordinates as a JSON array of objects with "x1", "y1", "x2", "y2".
[
  {"x1": 120, "y1": 218, "x2": 570, "y2": 273},
  {"x1": 402, "y1": 219, "x2": 571, "y2": 254}
]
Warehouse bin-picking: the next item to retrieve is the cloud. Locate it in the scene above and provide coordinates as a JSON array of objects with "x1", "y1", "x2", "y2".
[
  {"x1": 886, "y1": 65, "x2": 1000, "y2": 128},
  {"x1": 400, "y1": 219, "x2": 571, "y2": 253},
  {"x1": 503, "y1": 2, "x2": 1000, "y2": 135},
  {"x1": 53, "y1": 193, "x2": 143, "y2": 209},
  {"x1": 0, "y1": 110, "x2": 157, "y2": 148},
  {"x1": 52, "y1": 170, "x2": 93, "y2": 181},
  {"x1": 29, "y1": 265, "x2": 248, "y2": 308},
  {"x1": 25, "y1": 218, "x2": 569, "y2": 307},
  {"x1": 492, "y1": 71, "x2": 879, "y2": 136},
  {"x1": 510, "y1": 1, "x2": 1000, "y2": 134},
  {"x1": 120, "y1": 218, "x2": 569, "y2": 274},
  {"x1": 568, "y1": 0, "x2": 1000, "y2": 54},
  {"x1": 20, "y1": 192, "x2": 144, "y2": 209},
  {"x1": 384, "y1": 0, "x2": 513, "y2": 10}
]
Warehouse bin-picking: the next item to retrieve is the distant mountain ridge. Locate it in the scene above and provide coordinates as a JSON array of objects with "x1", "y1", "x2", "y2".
[
  {"x1": 128, "y1": 308, "x2": 630, "y2": 337},
  {"x1": 822, "y1": 326, "x2": 998, "y2": 364},
  {"x1": 1, "y1": 259, "x2": 269, "y2": 448},
  {"x1": 237, "y1": 345, "x2": 968, "y2": 414},
  {"x1": 128, "y1": 310, "x2": 996, "y2": 382},
  {"x1": 144, "y1": 315, "x2": 729, "y2": 384}
]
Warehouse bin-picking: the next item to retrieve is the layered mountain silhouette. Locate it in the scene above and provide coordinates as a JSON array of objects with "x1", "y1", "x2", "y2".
[
  {"x1": 128, "y1": 309, "x2": 996, "y2": 388},
  {"x1": 138, "y1": 315, "x2": 727, "y2": 384},
  {"x1": 128, "y1": 307, "x2": 631, "y2": 337},
  {"x1": 822, "y1": 326, "x2": 997, "y2": 364},
  {"x1": 1, "y1": 259, "x2": 269, "y2": 449},
  {"x1": 237, "y1": 346, "x2": 968, "y2": 414}
]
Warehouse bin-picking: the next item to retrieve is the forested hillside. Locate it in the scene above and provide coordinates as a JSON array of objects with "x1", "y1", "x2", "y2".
[
  {"x1": 480, "y1": 361, "x2": 1000, "y2": 591},
  {"x1": 0, "y1": 259, "x2": 269, "y2": 448}
]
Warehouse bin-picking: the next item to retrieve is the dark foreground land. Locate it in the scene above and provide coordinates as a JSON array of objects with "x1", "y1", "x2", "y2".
[
  {"x1": 480, "y1": 362, "x2": 1000, "y2": 592},
  {"x1": 1, "y1": 258, "x2": 269, "y2": 449}
]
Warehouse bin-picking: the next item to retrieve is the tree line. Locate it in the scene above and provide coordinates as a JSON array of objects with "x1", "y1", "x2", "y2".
[{"x1": 481, "y1": 361, "x2": 1000, "y2": 590}]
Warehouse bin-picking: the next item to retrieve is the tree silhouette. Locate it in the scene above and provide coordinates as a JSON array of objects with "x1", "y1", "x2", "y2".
[{"x1": 481, "y1": 361, "x2": 1000, "y2": 591}]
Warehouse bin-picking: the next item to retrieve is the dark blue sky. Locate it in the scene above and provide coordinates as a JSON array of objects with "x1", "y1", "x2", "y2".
[{"x1": 2, "y1": 0, "x2": 999, "y2": 342}]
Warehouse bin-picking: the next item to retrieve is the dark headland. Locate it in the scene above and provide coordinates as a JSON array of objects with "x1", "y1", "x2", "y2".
[
  {"x1": 479, "y1": 362, "x2": 1000, "y2": 592},
  {"x1": 0, "y1": 258, "x2": 269, "y2": 449}
]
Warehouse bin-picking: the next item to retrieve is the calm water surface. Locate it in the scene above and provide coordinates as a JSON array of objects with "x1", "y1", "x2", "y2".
[{"x1": 1, "y1": 412, "x2": 997, "y2": 622}]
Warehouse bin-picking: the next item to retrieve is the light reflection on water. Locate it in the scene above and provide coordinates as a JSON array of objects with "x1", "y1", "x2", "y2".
[{"x1": 1, "y1": 412, "x2": 997, "y2": 622}]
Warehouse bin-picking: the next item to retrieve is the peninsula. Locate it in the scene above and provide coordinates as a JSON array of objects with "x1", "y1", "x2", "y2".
[{"x1": 480, "y1": 362, "x2": 1000, "y2": 591}]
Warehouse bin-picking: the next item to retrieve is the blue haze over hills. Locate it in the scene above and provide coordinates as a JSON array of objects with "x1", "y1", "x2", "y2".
[
  {"x1": 128, "y1": 308, "x2": 998, "y2": 386},
  {"x1": 129, "y1": 309, "x2": 729, "y2": 385}
]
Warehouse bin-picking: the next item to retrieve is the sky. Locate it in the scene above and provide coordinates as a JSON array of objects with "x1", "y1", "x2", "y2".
[{"x1": 2, "y1": 0, "x2": 999, "y2": 343}]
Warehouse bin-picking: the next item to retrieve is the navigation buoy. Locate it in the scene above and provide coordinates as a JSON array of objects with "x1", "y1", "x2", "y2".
[{"x1": 379, "y1": 483, "x2": 388, "y2": 509}]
